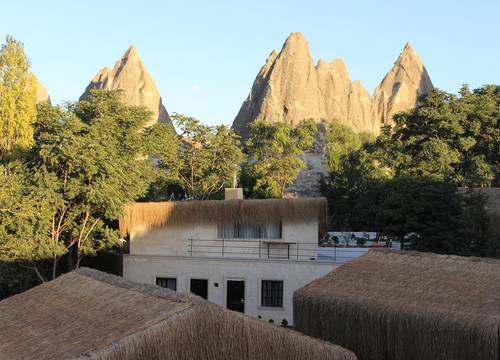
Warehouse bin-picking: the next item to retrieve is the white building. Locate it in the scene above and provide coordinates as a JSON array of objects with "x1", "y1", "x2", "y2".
[{"x1": 120, "y1": 190, "x2": 340, "y2": 325}]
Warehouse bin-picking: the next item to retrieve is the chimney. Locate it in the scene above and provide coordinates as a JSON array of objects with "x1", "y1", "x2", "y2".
[{"x1": 225, "y1": 174, "x2": 244, "y2": 200}]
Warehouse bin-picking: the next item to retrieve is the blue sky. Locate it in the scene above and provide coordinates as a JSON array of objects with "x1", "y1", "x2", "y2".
[{"x1": 2, "y1": 0, "x2": 499, "y2": 126}]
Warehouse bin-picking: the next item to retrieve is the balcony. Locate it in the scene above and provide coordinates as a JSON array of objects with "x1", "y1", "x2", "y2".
[{"x1": 187, "y1": 238, "x2": 320, "y2": 261}]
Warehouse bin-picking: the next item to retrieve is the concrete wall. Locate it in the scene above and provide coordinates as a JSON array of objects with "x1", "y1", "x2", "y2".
[
  {"x1": 130, "y1": 224, "x2": 215, "y2": 255},
  {"x1": 129, "y1": 220, "x2": 319, "y2": 259},
  {"x1": 124, "y1": 255, "x2": 337, "y2": 325}
]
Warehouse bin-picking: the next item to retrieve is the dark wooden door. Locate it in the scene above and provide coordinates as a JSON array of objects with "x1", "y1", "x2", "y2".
[
  {"x1": 227, "y1": 280, "x2": 245, "y2": 313},
  {"x1": 190, "y1": 279, "x2": 208, "y2": 299}
]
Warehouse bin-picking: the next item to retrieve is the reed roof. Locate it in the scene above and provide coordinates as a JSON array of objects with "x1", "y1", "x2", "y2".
[
  {"x1": 294, "y1": 249, "x2": 500, "y2": 360},
  {"x1": 0, "y1": 267, "x2": 355, "y2": 360},
  {"x1": 119, "y1": 197, "x2": 327, "y2": 237}
]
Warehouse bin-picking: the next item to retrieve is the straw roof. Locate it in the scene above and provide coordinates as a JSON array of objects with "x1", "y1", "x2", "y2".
[
  {"x1": 119, "y1": 197, "x2": 327, "y2": 237},
  {"x1": 0, "y1": 267, "x2": 355, "y2": 360},
  {"x1": 294, "y1": 249, "x2": 500, "y2": 360}
]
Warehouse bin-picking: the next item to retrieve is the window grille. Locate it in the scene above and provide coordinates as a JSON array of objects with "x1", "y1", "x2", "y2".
[{"x1": 261, "y1": 280, "x2": 283, "y2": 307}]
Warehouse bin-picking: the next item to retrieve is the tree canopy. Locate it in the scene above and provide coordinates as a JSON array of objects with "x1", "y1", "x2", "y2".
[
  {"x1": 245, "y1": 120, "x2": 317, "y2": 198},
  {"x1": 376, "y1": 85, "x2": 499, "y2": 186},
  {"x1": 159, "y1": 113, "x2": 245, "y2": 200},
  {"x1": 322, "y1": 84, "x2": 499, "y2": 257},
  {"x1": 0, "y1": 90, "x2": 177, "y2": 280},
  {"x1": 0, "y1": 36, "x2": 38, "y2": 158}
]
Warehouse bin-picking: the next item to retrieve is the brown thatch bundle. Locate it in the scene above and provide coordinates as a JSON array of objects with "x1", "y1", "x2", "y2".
[
  {"x1": 294, "y1": 249, "x2": 500, "y2": 360},
  {"x1": 119, "y1": 197, "x2": 327, "y2": 237},
  {"x1": 0, "y1": 267, "x2": 355, "y2": 360}
]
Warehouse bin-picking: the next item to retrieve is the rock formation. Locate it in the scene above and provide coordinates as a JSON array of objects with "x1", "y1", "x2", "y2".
[
  {"x1": 373, "y1": 42, "x2": 434, "y2": 125},
  {"x1": 233, "y1": 33, "x2": 434, "y2": 137},
  {"x1": 233, "y1": 33, "x2": 325, "y2": 137},
  {"x1": 80, "y1": 45, "x2": 171, "y2": 128}
]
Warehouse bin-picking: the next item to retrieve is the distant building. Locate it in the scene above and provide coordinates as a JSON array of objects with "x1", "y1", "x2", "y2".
[
  {"x1": 294, "y1": 249, "x2": 500, "y2": 360},
  {"x1": 120, "y1": 192, "x2": 340, "y2": 325},
  {"x1": 0, "y1": 268, "x2": 355, "y2": 360}
]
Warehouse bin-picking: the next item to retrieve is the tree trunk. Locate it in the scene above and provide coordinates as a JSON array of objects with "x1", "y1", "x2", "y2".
[
  {"x1": 51, "y1": 256, "x2": 58, "y2": 280},
  {"x1": 76, "y1": 254, "x2": 84, "y2": 269},
  {"x1": 33, "y1": 265, "x2": 46, "y2": 283},
  {"x1": 66, "y1": 249, "x2": 75, "y2": 271}
]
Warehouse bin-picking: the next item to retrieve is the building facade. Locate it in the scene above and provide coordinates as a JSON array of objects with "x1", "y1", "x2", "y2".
[{"x1": 121, "y1": 194, "x2": 339, "y2": 325}]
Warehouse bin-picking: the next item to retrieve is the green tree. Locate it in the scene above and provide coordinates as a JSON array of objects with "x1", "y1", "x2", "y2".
[
  {"x1": 0, "y1": 90, "x2": 173, "y2": 280},
  {"x1": 377, "y1": 86, "x2": 499, "y2": 186},
  {"x1": 168, "y1": 113, "x2": 245, "y2": 199},
  {"x1": 246, "y1": 120, "x2": 316, "y2": 198},
  {"x1": 325, "y1": 121, "x2": 362, "y2": 173},
  {"x1": 321, "y1": 146, "x2": 388, "y2": 230},
  {"x1": 324, "y1": 120, "x2": 376, "y2": 173},
  {"x1": 458, "y1": 85, "x2": 500, "y2": 185},
  {"x1": 0, "y1": 36, "x2": 37, "y2": 158},
  {"x1": 355, "y1": 178, "x2": 497, "y2": 255},
  {"x1": 0, "y1": 162, "x2": 63, "y2": 282}
]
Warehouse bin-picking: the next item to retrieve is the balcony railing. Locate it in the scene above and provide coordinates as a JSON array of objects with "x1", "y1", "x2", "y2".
[
  {"x1": 187, "y1": 238, "x2": 321, "y2": 261},
  {"x1": 185, "y1": 238, "x2": 392, "y2": 262}
]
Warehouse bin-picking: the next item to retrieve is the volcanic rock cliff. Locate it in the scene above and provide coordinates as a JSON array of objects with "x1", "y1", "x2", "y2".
[
  {"x1": 373, "y1": 42, "x2": 434, "y2": 125},
  {"x1": 80, "y1": 45, "x2": 171, "y2": 128},
  {"x1": 233, "y1": 32, "x2": 433, "y2": 137}
]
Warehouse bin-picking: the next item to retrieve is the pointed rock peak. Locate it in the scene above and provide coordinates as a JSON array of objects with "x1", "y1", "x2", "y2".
[
  {"x1": 258, "y1": 50, "x2": 279, "y2": 77},
  {"x1": 390, "y1": 42, "x2": 427, "y2": 73},
  {"x1": 285, "y1": 31, "x2": 307, "y2": 43},
  {"x1": 80, "y1": 44, "x2": 172, "y2": 128},
  {"x1": 281, "y1": 32, "x2": 310, "y2": 53},
  {"x1": 351, "y1": 80, "x2": 367, "y2": 91},
  {"x1": 396, "y1": 42, "x2": 424, "y2": 65},
  {"x1": 351, "y1": 80, "x2": 371, "y2": 94},
  {"x1": 330, "y1": 58, "x2": 350, "y2": 77},
  {"x1": 266, "y1": 49, "x2": 279, "y2": 62},
  {"x1": 316, "y1": 59, "x2": 329, "y2": 69},
  {"x1": 124, "y1": 44, "x2": 138, "y2": 56},
  {"x1": 373, "y1": 41, "x2": 433, "y2": 125},
  {"x1": 91, "y1": 67, "x2": 110, "y2": 83},
  {"x1": 121, "y1": 45, "x2": 142, "y2": 63},
  {"x1": 403, "y1": 42, "x2": 413, "y2": 52}
]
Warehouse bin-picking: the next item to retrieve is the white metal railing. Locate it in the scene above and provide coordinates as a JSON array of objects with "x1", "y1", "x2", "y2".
[{"x1": 187, "y1": 238, "x2": 320, "y2": 261}]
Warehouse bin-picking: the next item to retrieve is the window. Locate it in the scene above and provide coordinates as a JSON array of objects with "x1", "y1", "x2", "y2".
[
  {"x1": 261, "y1": 280, "x2": 283, "y2": 307},
  {"x1": 218, "y1": 222, "x2": 282, "y2": 239},
  {"x1": 156, "y1": 277, "x2": 177, "y2": 291},
  {"x1": 190, "y1": 279, "x2": 208, "y2": 299}
]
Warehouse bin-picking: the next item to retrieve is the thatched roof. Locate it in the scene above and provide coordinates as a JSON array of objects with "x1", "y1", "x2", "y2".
[
  {"x1": 119, "y1": 197, "x2": 327, "y2": 237},
  {"x1": 294, "y1": 249, "x2": 500, "y2": 360},
  {"x1": 0, "y1": 267, "x2": 355, "y2": 360}
]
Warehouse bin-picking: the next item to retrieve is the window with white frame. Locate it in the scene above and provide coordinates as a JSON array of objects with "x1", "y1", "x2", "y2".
[
  {"x1": 261, "y1": 280, "x2": 283, "y2": 307},
  {"x1": 156, "y1": 277, "x2": 177, "y2": 291}
]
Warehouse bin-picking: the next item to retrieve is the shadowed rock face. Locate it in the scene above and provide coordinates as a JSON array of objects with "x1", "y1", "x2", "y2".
[
  {"x1": 373, "y1": 42, "x2": 434, "y2": 126},
  {"x1": 233, "y1": 33, "x2": 434, "y2": 137},
  {"x1": 80, "y1": 46, "x2": 171, "y2": 128}
]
